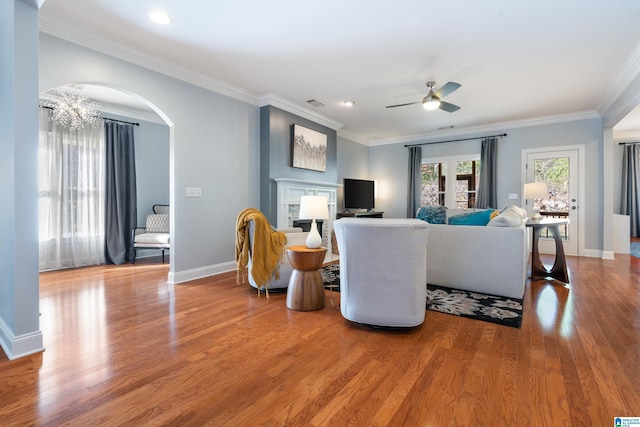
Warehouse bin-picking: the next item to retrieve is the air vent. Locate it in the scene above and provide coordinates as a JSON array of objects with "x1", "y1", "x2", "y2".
[{"x1": 306, "y1": 99, "x2": 325, "y2": 107}]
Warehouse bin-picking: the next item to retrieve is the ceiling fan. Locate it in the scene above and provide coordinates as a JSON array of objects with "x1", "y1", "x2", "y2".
[{"x1": 386, "y1": 81, "x2": 461, "y2": 112}]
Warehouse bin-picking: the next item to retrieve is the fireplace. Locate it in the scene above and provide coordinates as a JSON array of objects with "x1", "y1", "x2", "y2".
[{"x1": 274, "y1": 178, "x2": 338, "y2": 253}]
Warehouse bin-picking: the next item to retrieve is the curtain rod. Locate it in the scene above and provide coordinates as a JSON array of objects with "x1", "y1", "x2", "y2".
[
  {"x1": 618, "y1": 141, "x2": 640, "y2": 145},
  {"x1": 39, "y1": 105, "x2": 140, "y2": 126},
  {"x1": 404, "y1": 133, "x2": 507, "y2": 148}
]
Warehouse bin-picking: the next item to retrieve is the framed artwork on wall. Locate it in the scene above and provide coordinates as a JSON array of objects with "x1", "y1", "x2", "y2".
[{"x1": 291, "y1": 124, "x2": 327, "y2": 172}]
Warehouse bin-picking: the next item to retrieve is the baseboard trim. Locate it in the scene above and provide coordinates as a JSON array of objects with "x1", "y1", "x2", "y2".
[
  {"x1": 0, "y1": 317, "x2": 44, "y2": 360},
  {"x1": 601, "y1": 250, "x2": 616, "y2": 260},
  {"x1": 581, "y1": 249, "x2": 602, "y2": 258},
  {"x1": 168, "y1": 261, "x2": 236, "y2": 284}
]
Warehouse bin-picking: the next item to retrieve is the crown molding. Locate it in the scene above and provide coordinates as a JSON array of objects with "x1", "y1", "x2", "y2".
[
  {"x1": 259, "y1": 93, "x2": 343, "y2": 131},
  {"x1": 19, "y1": 0, "x2": 45, "y2": 9},
  {"x1": 337, "y1": 128, "x2": 368, "y2": 145},
  {"x1": 597, "y1": 40, "x2": 640, "y2": 115},
  {"x1": 368, "y1": 110, "x2": 601, "y2": 146},
  {"x1": 39, "y1": 20, "x2": 260, "y2": 106}
]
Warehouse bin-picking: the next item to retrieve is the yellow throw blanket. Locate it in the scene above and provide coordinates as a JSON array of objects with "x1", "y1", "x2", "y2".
[{"x1": 235, "y1": 208, "x2": 287, "y2": 297}]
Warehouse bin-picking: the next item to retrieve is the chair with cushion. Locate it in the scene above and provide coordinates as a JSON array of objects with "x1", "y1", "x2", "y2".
[
  {"x1": 333, "y1": 218, "x2": 430, "y2": 327},
  {"x1": 131, "y1": 212, "x2": 170, "y2": 264},
  {"x1": 235, "y1": 208, "x2": 308, "y2": 296}
]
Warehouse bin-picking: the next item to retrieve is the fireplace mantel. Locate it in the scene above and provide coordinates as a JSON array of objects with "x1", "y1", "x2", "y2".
[{"x1": 274, "y1": 178, "x2": 338, "y2": 252}]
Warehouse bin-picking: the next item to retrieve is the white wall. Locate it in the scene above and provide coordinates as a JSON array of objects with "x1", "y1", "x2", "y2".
[
  {"x1": 369, "y1": 118, "x2": 604, "y2": 253},
  {"x1": 40, "y1": 33, "x2": 261, "y2": 282}
]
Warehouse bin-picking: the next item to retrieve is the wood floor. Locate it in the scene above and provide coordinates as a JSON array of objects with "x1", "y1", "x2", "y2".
[{"x1": 1, "y1": 252, "x2": 639, "y2": 426}]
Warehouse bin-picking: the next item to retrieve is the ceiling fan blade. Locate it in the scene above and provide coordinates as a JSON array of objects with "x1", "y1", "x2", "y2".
[
  {"x1": 439, "y1": 101, "x2": 460, "y2": 113},
  {"x1": 434, "y1": 82, "x2": 461, "y2": 98},
  {"x1": 385, "y1": 101, "x2": 421, "y2": 108}
]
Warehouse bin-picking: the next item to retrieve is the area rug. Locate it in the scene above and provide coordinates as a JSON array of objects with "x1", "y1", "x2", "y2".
[
  {"x1": 321, "y1": 263, "x2": 340, "y2": 291},
  {"x1": 426, "y1": 284, "x2": 523, "y2": 328},
  {"x1": 631, "y1": 242, "x2": 640, "y2": 258},
  {"x1": 321, "y1": 264, "x2": 522, "y2": 328}
]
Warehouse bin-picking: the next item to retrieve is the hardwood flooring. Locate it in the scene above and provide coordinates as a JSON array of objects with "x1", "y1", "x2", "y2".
[{"x1": 1, "y1": 253, "x2": 639, "y2": 426}]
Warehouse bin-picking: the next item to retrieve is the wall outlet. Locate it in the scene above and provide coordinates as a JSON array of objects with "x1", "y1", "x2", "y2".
[
  {"x1": 186, "y1": 187, "x2": 202, "y2": 197},
  {"x1": 508, "y1": 193, "x2": 518, "y2": 200}
]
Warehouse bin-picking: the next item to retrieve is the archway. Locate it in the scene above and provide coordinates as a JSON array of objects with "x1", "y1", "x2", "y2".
[{"x1": 39, "y1": 82, "x2": 175, "y2": 274}]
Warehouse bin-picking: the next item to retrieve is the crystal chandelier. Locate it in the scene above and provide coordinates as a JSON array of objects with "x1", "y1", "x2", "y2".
[{"x1": 45, "y1": 89, "x2": 102, "y2": 132}]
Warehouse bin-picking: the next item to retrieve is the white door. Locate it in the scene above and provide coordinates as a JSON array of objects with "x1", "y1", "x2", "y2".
[{"x1": 524, "y1": 148, "x2": 580, "y2": 256}]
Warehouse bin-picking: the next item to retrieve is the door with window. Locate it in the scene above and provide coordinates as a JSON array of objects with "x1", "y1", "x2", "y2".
[{"x1": 524, "y1": 148, "x2": 580, "y2": 256}]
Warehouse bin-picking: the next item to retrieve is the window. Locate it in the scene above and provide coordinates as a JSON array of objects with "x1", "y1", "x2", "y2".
[{"x1": 421, "y1": 156, "x2": 480, "y2": 208}]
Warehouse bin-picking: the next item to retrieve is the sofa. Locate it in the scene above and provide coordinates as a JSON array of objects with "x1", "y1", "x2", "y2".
[{"x1": 418, "y1": 206, "x2": 529, "y2": 299}]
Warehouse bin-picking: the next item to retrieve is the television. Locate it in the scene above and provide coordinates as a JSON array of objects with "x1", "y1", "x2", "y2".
[{"x1": 343, "y1": 178, "x2": 375, "y2": 211}]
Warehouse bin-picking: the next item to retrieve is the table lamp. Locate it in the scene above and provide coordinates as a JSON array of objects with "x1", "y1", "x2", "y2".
[
  {"x1": 298, "y1": 195, "x2": 329, "y2": 248},
  {"x1": 523, "y1": 182, "x2": 548, "y2": 221}
]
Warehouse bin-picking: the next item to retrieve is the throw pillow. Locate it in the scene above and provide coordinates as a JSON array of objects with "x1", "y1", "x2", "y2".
[
  {"x1": 447, "y1": 209, "x2": 494, "y2": 226},
  {"x1": 416, "y1": 206, "x2": 448, "y2": 224},
  {"x1": 488, "y1": 209, "x2": 523, "y2": 227}
]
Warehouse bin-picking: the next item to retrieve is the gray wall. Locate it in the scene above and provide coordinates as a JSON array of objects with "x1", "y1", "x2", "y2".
[
  {"x1": 259, "y1": 105, "x2": 337, "y2": 224},
  {"x1": 40, "y1": 33, "x2": 261, "y2": 281},
  {"x1": 337, "y1": 134, "x2": 370, "y2": 212},
  {"x1": 369, "y1": 117, "x2": 604, "y2": 252},
  {"x1": 0, "y1": 0, "x2": 43, "y2": 359}
]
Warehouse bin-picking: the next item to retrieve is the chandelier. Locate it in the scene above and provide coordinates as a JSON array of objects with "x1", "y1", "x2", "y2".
[{"x1": 44, "y1": 89, "x2": 102, "y2": 132}]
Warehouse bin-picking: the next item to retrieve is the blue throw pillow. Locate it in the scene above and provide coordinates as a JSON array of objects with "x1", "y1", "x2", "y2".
[
  {"x1": 416, "y1": 206, "x2": 447, "y2": 224},
  {"x1": 448, "y1": 209, "x2": 494, "y2": 226}
]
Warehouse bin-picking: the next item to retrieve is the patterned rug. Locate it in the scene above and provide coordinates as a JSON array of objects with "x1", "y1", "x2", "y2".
[
  {"x1": 631, "y1": 242, "x2": 640, "y2": 258},
  {"x1": 321, "y1": 264, "x2": 523, "y2": 328},
  {"x1": 426, "y1": 284, "x2": 523, "y2": 328},
  {"x1": 321, "y1": 263, "x2": 340, "y2": 291}
]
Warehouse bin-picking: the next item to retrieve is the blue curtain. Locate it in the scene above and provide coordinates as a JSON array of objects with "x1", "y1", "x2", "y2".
[
  {"x1": 407, "y1": 146, "x2": 422, "y2": 217},
  {"x1": 104, "y1": 122, "x2": 137, "y2": 264},
  {"x1": 476, "y1": 137, "x2": 498, "y2": 209},
  {"x1": 621, "y1": 143, "x2": 640, "y2": 237}
]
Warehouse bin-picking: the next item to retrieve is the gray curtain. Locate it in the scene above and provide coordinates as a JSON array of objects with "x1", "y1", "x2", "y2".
[
  {"x1": 407, "y1": 146, "x2": 422, "y2": 217},
  {"x1": 104, "y1": 122, "x2": 137, "y2": 264},
  {"x1": 621, "y1": 143, "x2": 640, "y2": 237},
  {"x1": 476, "y1": 137, "x2": 498, "y2": 209}
]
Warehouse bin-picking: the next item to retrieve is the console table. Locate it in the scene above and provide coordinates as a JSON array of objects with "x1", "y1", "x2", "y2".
[
  {"x1": 526, "y1": 218, "x2": 570, "y2": 284},
  {"x1": 336, "y1": 211, "x2": 384, "y2": 219}
]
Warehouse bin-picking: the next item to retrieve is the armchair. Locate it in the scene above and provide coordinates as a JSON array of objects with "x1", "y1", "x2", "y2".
[
  {"x1": 333, "y1": 218, "x2": 430, "y2": 327},
  {"x1": 131, "y1": 212, "x2": 170, "y2": 264},
  {"x1": 235, "y1": 208, "x2": 307, "y2": 296}
]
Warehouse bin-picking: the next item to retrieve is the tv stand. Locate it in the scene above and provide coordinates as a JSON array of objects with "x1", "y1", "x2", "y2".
[{"x1": 337, "y1": 211, "x2": 384, "y2": 219}]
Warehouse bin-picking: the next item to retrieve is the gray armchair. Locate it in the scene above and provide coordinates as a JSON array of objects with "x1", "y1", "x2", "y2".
[{"x1": 131, "y1": 211, "x2": 170, "y2": 264}]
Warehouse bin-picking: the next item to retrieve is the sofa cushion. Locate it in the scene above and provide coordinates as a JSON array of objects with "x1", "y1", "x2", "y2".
[
  {"x1": 134, "y1": 232, "x2": 170, "y2": 244},
  {"x1": 448, "y1": 209, "x2": 494, "y2": 226},
  {"x1": 416, "y1": 205, "x2": 448, "y2": 224}
]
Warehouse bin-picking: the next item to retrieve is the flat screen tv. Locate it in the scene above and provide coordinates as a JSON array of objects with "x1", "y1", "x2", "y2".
[{"x1": 343, "y1": 178, "x2": 375, "y2": 211}]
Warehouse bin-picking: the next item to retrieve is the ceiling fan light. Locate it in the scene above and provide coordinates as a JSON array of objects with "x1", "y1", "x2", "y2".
[{"x1": 422, "y1": 98, "x2": 440, "y2": 111}]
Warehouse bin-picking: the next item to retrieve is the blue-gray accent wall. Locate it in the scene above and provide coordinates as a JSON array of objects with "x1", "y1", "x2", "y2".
[{"x1": 259, "y1": 105, "x2": 338, "y2": 224}]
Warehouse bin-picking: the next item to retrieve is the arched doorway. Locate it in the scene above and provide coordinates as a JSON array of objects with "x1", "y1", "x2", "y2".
[{"x1": 39, "y1": 82, "x2": 174, "y2": 272}]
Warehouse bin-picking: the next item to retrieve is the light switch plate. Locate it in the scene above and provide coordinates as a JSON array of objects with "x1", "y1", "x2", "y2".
[
  {"x1": 186, "y1": 187, "x2": 202, "y2": 197},
  {"x1": 508, "y1": 193, "x2": 518, "y2": 200}
]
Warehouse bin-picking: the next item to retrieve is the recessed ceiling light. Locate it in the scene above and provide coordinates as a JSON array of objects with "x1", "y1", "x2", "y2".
[
  {"x1": 149, "y1": 10, "x2": 171, "y2": 25},
  {"x1": 343, "y1": 100, "x2": 355, "y2": 107}
]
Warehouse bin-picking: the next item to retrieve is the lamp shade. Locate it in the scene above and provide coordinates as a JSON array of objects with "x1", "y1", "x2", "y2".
[
  {"x1": 298, "y1": 196, "x2": 329, "y2": 220},
  {"x1": 523, "y1": 182, "x2": 547, "y2": 199}
]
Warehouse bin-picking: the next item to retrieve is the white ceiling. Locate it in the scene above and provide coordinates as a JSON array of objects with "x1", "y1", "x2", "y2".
[{"x1": 39, "y1": 0, "x2": 640, "y2": 144}]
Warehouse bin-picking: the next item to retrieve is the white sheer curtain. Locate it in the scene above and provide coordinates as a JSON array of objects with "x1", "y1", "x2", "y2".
[{"x1": 39, "y1": 108, "x2": 106, "y2": 270}]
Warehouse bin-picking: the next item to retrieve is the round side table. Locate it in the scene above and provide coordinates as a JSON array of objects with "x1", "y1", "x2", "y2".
[{"x1": 285, "y1": 245, "x2": 327, "y2": 311}]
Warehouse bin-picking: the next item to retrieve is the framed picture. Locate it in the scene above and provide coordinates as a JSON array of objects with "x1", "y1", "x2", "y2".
[{"x1": 291, "y1": 124, "x2": 327, "y2": 172}]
